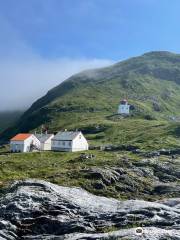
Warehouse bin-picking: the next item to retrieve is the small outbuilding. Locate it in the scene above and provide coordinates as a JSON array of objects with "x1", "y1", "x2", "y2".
[
  {"x1": 10, "y1": 134, "x2": 40, "y2": 153},
  {"x1": 35, "y1": 134, "x2": 54, "y2": 151},
  {"x1": 51, "y1": 131, "x2": 89, "y2": 152}
]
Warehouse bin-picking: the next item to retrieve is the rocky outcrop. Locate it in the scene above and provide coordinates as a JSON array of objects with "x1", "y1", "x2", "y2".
[
  {"x1": 80, "y1": 157, "x2": 180, "y2": 199},
  {"x1": 81, "y1": 167, "x2": 126, "y2": 186},
  {"x1": 0, "y1": 180, "x2": 179, "y2": 239},
  {"x1": 134, "y1": 158, "x2": 180, "y2": 182},
  {"x1": 152, "y1": 101, "x2": 161, "y2": 112},
  {"x1": 23, "y1": 228, "x2": 180, "y2": 240}
]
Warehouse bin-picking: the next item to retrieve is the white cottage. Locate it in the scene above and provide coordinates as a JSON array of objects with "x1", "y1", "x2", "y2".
[
  {"x1": 10, "y1": 134, "x2": 40, "y2": 153},
  {"x1": 118, "y1": 99, "x2": 130, "y2": 115},
  {"x1": 35, "y1": 134, "x2": 54, "y2": 151},
  {"x1": 51, "y1": 131, "x2": 89, "y2": 152}
]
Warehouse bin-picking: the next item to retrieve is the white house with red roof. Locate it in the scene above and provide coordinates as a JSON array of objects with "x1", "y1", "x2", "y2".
[
  {"x1": 118, "y1": 99, "x2": 130, "y2": 115},
  {"x1": 10, "y1": 134, "x2": 40, "y2": 153}
]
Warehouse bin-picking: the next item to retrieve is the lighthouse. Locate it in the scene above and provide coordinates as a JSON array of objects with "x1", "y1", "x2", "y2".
[{"x1": 118, "y1": 99, "x2": 130, "y2": 115}]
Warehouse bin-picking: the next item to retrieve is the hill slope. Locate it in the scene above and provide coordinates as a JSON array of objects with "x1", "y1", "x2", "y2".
[
  {"x1": 0, "y1": 111, "x2": 23, "y2": 134},
  {"x1": 1, "y1": 51, "x2": 180, "y2": 149}
]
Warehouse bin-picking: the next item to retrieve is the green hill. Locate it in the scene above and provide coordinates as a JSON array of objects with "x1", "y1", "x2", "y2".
[
  {"x1": 0, "y1": 111, "x2": 22, "y2": 134},
  {"x1": 1, "y1": 51, "x2": 180, "y2": 149}
]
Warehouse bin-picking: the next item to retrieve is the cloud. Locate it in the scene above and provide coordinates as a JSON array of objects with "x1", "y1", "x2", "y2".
[
  {"x1": 0, "y1": 14, "x2": 114, "y2": 111},
  {"x1": 0, "y1": 57, "x2": 114, "y2": 111}
]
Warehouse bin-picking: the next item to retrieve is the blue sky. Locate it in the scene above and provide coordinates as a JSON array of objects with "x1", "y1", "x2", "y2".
[{"x1": 0, "y1": 0, "x2": 180, "y2": 110}]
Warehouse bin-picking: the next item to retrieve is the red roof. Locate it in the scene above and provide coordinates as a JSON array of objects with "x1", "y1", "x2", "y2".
[
  {"x1": 11, "y1": 133, "x2": 32, "y2": 141},
  {"x1": 120, "y1": 99, "x2": 128, "y2": 104}
]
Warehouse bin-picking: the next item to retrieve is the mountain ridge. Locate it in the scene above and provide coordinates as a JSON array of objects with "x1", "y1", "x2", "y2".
[
  {"x1": 19, "y1": 51, "x2": 180, "y2": 114},
  {"x1": 22, "y1": 51, "x2": 180, "y2": 114},
  {"x1": 1, "y1": 51, "x2": 180, "y2": 149}
]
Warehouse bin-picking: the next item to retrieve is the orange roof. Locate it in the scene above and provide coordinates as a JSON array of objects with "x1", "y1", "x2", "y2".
[{"x1": 11, "y1": 133, "x2": 32, "y2": 141}]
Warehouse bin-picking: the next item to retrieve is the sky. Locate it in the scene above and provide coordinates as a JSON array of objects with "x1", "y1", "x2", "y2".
[{"x1": 0, "y1": 0, "x2": 180, "y2": 111}]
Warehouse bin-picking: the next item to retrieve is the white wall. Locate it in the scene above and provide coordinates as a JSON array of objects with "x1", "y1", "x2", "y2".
[
  {"x1": 25, "y1": 135, "x2": 40, "y2": 152},
  {"x1": 10, "y1": 140, "x2": 24, "y2": 152},
  {"x1": 51, "y1": 133, "x2": 88, "y2": 152},
  {"x1": 10, "y1": 135, "x2": 40, "y2": 153},
  {"x1": 51, "y1": 139, "x2": 72, "y2": 151},
  {"x1": 118, "y1": 104, "x2": 130, "y2": 114},
  {"x1": 41, "y1": 135, "x2": 54, "y2": 151},
  {"x1": 72, "y1": 133, "x2": 89, "y2": 152}
]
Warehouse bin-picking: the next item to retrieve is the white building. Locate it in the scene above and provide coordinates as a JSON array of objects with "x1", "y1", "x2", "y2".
[
  {"x1": 10, "y1": 134, "x2": 40, "y2": 153},
  {"x1": 51, "y1": 131, "x2": 89, "y2": 152},
  {"x1": 35, "y1": 134, "x2": 54, "y2": 151},
  {"x1": 118, "y1": 99, "x2": 130, "y2": 114}
]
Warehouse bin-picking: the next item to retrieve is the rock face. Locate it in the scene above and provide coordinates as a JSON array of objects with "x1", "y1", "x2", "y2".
[
  {"x1": 79, "y1": 157, "x2": 180, "y2": 200},
  {"x1": 0, "y1": 180, "x2": 179, "y2": 239}
]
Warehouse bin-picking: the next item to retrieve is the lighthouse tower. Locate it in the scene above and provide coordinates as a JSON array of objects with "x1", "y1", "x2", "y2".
[{"x1": 118, "y1": 99, "x2": 130, "y2": 115}]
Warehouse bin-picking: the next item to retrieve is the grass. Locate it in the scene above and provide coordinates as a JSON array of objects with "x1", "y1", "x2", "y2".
[
  {"x1": 0, "y1": 148, "x2": 178, "y2": 201},
  {"x1": 0, "y1": 150, "x2": 119, "y2": 183},
  {"x1": 46, "y1": 114, "x2": 180, "y2": 150},
  {"x1": 0, "y1": 150, "x2": 138, "y2": 197},
  {"x1": 0, "y1": 51, "x2": 180, "y2": 201},
  {"x1": 0, "y1": 113, "x2": 179, "y2": 200},
  {"x1": 25, "y1": 107, "x2": 179, "y2": 151},
  {"x1": 2, "y1": 51, "x2": 180, "y2": 142}
]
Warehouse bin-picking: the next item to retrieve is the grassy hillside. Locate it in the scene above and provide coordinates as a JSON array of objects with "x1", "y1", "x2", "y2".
[
  {"x1": 0, "y1": 111, "x2": 23, "y2": 134},
  {"x1": 1, "y1": 51, "x2": 180, "y2": 149},
  {"x1": 0, "y1": 150, "x2": 179, "y2": 201},
  {"x1": 0, "y1": 51, "x2": 179, "y2": 201}
]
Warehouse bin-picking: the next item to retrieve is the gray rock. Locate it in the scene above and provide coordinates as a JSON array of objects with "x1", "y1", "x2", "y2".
[
  {"x1": 92, "y1": 181, "x2": 106, "y2": 190},
  {"x1": 23, "y1": 227, "x2": 180, "y2": 239},
  {"x1": 152, "y1": 101, "x2": 161, "y2": 112},
  {"x1": 134, "y1": 158, "x2": 180, "y2": 181},
  {"x1": 82, "y1": 167, "x2": 124, "y2": 185},
  {"x1": 0, "y1": 179, "x2": 179, "y2": 239},
  {"x1": 81, "y1": 159, "x2": 180, "y2": 198},
  {"x1": 153, "y1": 183, "x2": 180, "y2": 194}
]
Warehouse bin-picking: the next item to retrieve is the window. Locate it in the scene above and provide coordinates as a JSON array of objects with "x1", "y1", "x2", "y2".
[
  {"x1": 69, "y1": 141, "x2": 71, "y2": 147},
  {"x1": 63, "y1": 141, "x2": 65, "y2": 146}
]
